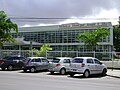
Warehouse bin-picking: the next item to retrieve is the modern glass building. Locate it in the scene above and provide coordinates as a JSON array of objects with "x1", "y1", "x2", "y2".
[{"x1": 3, "y1": 22, "x2": 113, "y2": 53}]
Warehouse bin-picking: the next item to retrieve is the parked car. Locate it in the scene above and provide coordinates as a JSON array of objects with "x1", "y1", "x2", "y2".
[
  {"x1": 68, "y1": 57, "x2": 107, "y2": 78},
  {"x1": 0, "y1": 56, "x2": 26, "y2": 71},
  {"x1": 23, "y1": 57, "x2": 49, "y2": 73},
  {"x1": 48, "y1": 57, "x2": 72, "y2": 75}
]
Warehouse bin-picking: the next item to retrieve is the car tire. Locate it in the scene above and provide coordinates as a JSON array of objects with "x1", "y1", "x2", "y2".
[
  {"x1": 1, "y1": 68, "x2": 5, "y2": 71},
  {"x1": 7, "y1": 65, "x2": 13, "y2": 71},
  {"x1": 83, "y1": 70, "x2": 90, "y2": 78},
  {"x1": 30, "y1": 67, "x2": 36, "y2": 73},
  {"x1": 23, "y1": 69, "x2": 27, "y2": 72},
  {"x1": 50, "y1": 71, "x2": 54, "y2": 74},
  {"x1": 69, "y1": 73, "x2": 75, "y2": 77},
  {"x1": 102, "y1": 68, "x2": 107, "y2": 76},
  {"x1": 60, "y1": 68, "x2": 66, "y2": 75}
]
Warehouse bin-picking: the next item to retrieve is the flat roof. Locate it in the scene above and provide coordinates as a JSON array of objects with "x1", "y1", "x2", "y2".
[{"x1": 12, "y1": 22, "x2": 112, "y2": 33}]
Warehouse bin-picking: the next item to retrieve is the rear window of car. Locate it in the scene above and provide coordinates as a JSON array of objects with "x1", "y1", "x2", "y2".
[
  {"x1": 51, "y1": 58, "x2": 60, "y2": 63},
  {"x1": 72, "y1": 58, "x2": 83, "y2": 63}
]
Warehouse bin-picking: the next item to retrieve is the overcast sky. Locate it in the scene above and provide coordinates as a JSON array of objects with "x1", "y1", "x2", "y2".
[{"x1": 0, "y1": 0, "x2": 120, "y2": 27}]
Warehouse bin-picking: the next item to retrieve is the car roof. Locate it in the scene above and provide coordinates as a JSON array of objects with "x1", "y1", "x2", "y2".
[
  {"x1": 54, "y1": 57, "x2": 72, "y2": 59},
  {"x1": 3, "y1": 56, "x2": 24, "y2": 59},
  {"x1": 5, "y1": 56, "x2": 23, "y2": 57},
  {"x1": 27, "y1": 57, "x2": 45, "y2": 59},
  {"x1": 74, "y1": 57, "x2": 95, "y2": 59}
]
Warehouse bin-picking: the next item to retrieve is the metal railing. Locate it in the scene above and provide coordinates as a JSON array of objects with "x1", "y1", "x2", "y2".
[
  {"x1": 0, "y1": 50, "x2": 120, "y2": 67},
  {"x1": 0, "y1": 50, "x2": 113, "y2": 60}
]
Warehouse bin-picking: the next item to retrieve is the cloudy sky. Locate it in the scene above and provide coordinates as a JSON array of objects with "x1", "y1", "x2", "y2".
[{"x1": 0, "y1": 0, "x2": 120, "y2": 27}]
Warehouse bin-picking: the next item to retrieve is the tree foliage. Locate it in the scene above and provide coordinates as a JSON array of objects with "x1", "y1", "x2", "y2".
[
  {"x1": 0, "y1": 11, "x2": 18, "y2": 46},
  {"x1": 77, "y1": 28, "x2": 110, "y2": 51},
  {"x1": 113, "y1": 19, "x2": 120, "y2": 52},
  {"x1": 32, "y1": 44, "x2": 52, "y2": 57}
]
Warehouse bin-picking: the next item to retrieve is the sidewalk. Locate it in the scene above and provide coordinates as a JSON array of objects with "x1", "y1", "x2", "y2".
[{"x1": 107, "y1": 69, "x2": 120, "y2": 78}]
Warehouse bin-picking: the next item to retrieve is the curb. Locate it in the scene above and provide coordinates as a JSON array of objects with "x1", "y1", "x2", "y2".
[
  {"x1": 107, "y1": 67, "x2": 120, "y2": 70},
  {"x1": 107, "y1": 74, "x2": 120, "y2": 78},
  {"x1": 107, "y1": 69, "x2": 120, "y2": 78}
]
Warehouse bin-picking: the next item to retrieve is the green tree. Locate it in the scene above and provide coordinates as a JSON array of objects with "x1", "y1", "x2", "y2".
[
  {"x1": 0, "y1": 11, "x2": 18, "y2": 46},
  {"x1": 77, "y1": 28, "x2": 110, "y2": 51},
  {"x1": 32, "y1": 44, "x2": 52, "y2": 57},
  {"x1": 113, "y1": 18, "x2": 120, "y2": 52}
]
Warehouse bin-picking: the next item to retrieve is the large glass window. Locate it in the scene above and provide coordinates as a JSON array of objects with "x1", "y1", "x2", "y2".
[{"x1": 11, "y1": 24, "x2": 112, "y2": 52}]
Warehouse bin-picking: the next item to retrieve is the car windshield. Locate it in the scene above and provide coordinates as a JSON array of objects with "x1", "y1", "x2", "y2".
[{"x1": 51, "y1": 58, "x2": 60, "y2": 63}]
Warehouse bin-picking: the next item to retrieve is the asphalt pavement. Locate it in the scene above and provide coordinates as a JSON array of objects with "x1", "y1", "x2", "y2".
[
  {"x1": 0, "y1": 70, "x2": 120, "y2": 90},
  {"x1": 0, "y1": 69, "x2": 120, "y2": 90}
]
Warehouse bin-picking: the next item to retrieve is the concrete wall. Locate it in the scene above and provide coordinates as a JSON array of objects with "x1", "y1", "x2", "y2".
[{"x1": 102, "y1": 61, "x2": 120, "y2": 67}]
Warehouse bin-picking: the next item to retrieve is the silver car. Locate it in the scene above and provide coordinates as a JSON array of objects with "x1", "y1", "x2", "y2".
[
  {"x1": 48, "y1": 57, "x2": 72, "y2": 75},
  {"x1": 23, "y1": 57, "x2": 49, "y2": 73},
  {"x1": 68, "y1": 57, "x2": 107, "y2": 78}
]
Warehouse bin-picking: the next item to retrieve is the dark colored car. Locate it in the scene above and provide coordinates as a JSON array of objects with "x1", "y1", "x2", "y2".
[
  {"x1": 23, "y1": 57, "x2": 49, "y2": 73},
  {"x1": 0, "y1": 56, "x2": 26, "y2": 71}
]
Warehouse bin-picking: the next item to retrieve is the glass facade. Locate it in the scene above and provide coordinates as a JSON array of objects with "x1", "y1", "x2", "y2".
[{"x1": 8, "y1": 22, "x2": 113, "y2": 52}]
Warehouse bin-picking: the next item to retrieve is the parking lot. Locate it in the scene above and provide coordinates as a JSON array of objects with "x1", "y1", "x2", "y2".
[{"x1": 0, "y1": 69, "x2": 120, "y2": 90}]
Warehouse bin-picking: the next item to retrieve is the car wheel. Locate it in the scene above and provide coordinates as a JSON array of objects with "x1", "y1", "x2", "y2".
[
  {"x1": 1, "y1": 68, "x2": 5, "y2": 71},
  {"x1": 50, "y1": 71, "x2": 54, "y2": 74},
  {"x1": 69, "y1": 73, "x2": 75, "y2": 77},
  {"x1": 83, "y1": 70, "x2": 90, "y2": 78},
  {"x1": 23, "y1": 69, "x2": 27, "y2": 72},
  {"x1": 7, "y1": 65, "x2": 13, "y2": 71},
  {"x1": 102, "y1": 68, "x2": 107, "y2": 76},
  {"x1": 30, "y1": 67, "x2": 36, "y2": 73},
  {"x1": 60, "y1": 68, "x2": 66, "y2": 75}
]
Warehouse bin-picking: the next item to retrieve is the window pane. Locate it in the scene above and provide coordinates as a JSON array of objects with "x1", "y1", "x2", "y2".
[
  {"x1": 42, "y1": 58, "x2": 48, "y2": 62},
  {"x1": 72, "y1": 58, "x2": 83, "y2": 63},
  {"x1": 63, "y1": 59, "x2": 70, "y2": 63},
  {"x1": 35, "y1": 59, "x2": 41, "y2": 62},
  {"x1": 87, "y1": 59, "x2": 94, "y2": 64},
  {"x1": 94, "y1": 59, "x2": 101, "y2": 64}
]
